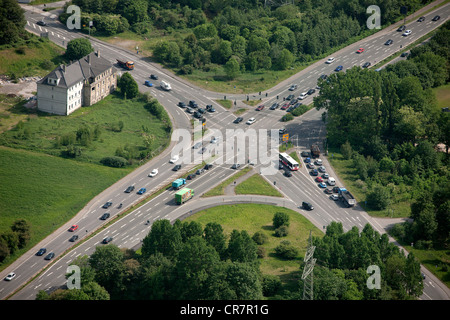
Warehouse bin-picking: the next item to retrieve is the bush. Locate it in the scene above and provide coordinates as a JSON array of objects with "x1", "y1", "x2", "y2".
[
  {"x1": 273, "y1": 212, "x2": 290, "y2": 229},
  {"x1": 274, "y1": 240, "x2": 298, "y2": 260},
  {"x1": 262, "y1": 275, "x2": 282, "y2": 296},
  {"x1": 100, "y1": 156, "x2": 128, "y2": 168},
  {"x1": 366, "y1": 185, "x2": 391, "y2": 210},
  {"x1": 274, "y1": 225, "x2": 289, "y2": 237},
  {"x1": 281, "y1": 113, "x2": 294, "y2": 122},
  {"x1": 252, "y1": 231, "x2": 267, "y2": 245}
]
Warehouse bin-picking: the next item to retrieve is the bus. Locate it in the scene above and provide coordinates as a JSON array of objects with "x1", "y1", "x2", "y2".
[{"x1": 279, "y1": 152, "x2": 299, "y2": 171}]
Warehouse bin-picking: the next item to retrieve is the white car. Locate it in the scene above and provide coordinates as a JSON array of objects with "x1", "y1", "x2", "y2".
[
  {"x1": 326, "y1": 57, "x2": 335, "y2": 64},
  {"x1": 211, "y1": 137, "x2": 219, "y2": 144},
  {"x1": 148, "y1": 169, "x2": 158, "y2": 177},
  {"x1": 288, "y1": 84, "x2": 297, "y2": 91},
  {"x1": 246, "y1": 118, "x2": 256, "y2": 125},
  {"x1": 5, "y1": 272, "x2": 16, "y2": 281},
  {"x1": 402, "y1": 30, "x2": 412, "y2": 36},
  {"x1": 328, "y1": 177, "x2": 336, "y2": 186},
  {"x1": 315, "y1": 159, "x2": 323, "y2": 165},
  {"x1": 160, "y1": 80, "x2": 171, "y2": 91},
  {"x1": 169, "y1": 155, "x2": 179, "y2": 163},
  {"x1": 330, "y1": 194, "x2": 339, "y2": 201},
  {"x1": 299, "y1": 92, "x2": 308, "y2": 100}
]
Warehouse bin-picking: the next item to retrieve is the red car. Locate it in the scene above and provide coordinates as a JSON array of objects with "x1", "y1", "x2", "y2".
[
  {"x1": 69, "y1": 224, "x2": 78, "y2": 232},
  {"x1": 256, "y1": 105, "x2": 265, "y2": 111},
  {"x1": 356, "y1": 48, "x2": 364, "y2": 53},
  {"x1": 315, "y1": 177, "x2": 323, "y2": 183},
  {"x1": 281, "y1": 103, "x2": 289, "y2": 110}
]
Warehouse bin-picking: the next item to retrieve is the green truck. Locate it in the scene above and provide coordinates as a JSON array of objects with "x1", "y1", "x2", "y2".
[{"x1": 175, "y1": 188, "x2": 194, "y2": 205}]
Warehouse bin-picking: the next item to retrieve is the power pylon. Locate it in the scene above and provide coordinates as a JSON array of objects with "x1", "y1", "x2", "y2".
[{"x1": 301, "y1": 231, "x2": 316, "y2": 300}]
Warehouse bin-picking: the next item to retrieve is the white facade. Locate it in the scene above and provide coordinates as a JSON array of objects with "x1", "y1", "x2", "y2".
[{"x1": 37, "y1": 79, "x2": 83, "y2": 116}]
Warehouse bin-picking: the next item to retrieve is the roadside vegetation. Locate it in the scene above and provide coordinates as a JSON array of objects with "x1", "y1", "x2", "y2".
[{"x1": 235, "y1": 174, "x2": 283, "y2": 197}]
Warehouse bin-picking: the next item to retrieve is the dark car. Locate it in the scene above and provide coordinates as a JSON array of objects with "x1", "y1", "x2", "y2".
[
  {"x1": 178, "y1": 101, "x2": 186, "y2": 108},
  {"x1": 125, "y1": 186, "x2": 135, "y2": 193},
  {"x1": 173, "y1": 164, "x2": 181, "y2": 171},
  {"x1": 284, "y1": 170, "x2": 292, "y2": 177},
  {"x1": 270, "y1": 103, "x2": 279, "y2": 110},
  {"x1": 102, "y1": 237, "x2": 113, "y2": 244},
  {"x1": 301, "y1": 151, "x2": 311, "y2": 157},
  {"x1": 36, "y1": 248, "x2": 47, "y2": 256},
  {"x1": 334, "y1": 65, "x2": 343, "y2": 72},
  {"x1": 307, "y1": 88, "x2": 316, "y2": 95},
  {"x1": 194, "y1": 111, "x2": 202, "y2": 119},
  {"x1": 187, "y1": 174, "x2": 196, "y2": 180},
  {"x1": 302, "y1": 202, "x2": 314, "y2": 211},
  {"x1": 102, "y1": 202, "x2": 112, "y2": 209},
  {"x1": 311, "y1": 169, "x2": 318, "y2": 176},
  {"x1": 186, "y1": 107, "x2": 193, "y2": 114},
  {"x1": 69, "y1": 235, "x2": 79, "y2": 242},
  {"x1": 100, "y1": 213, "x2": 110, "y2": 220},
  {"x1": 44, "y1": 252, "x2": 55, "y2": 260},
  {"x1": 189, "y1": 101, "x2": 198, "y2": 108},
  {"x1": 286, "y1": 94, "x2": 294, "y2": 100},
  {"x1": 234, "y1": 117, "x2": 243, "y2": 123},
  {"x1": 401, "y1": 52, "x2": 409, "y2": 57},
  {"x1": 324, "y1": 188, "x2": 333, "y2": 194},
  {"x1": 417, "y1": 16, "x2": 425, "y2": 22},
  {"x1": 397, "y1": 25, "x2": 406, "y2": 32},
  {"x1": 319, "y1": 74, "x2": 328, "y2": 80},
  {"x1": 198, "y1": 108, "x2": 205, "y2": 114},
  {"x1": 332, "y1": 186, "x2": 340, "y2": 193},
  {"x1": 150, "y1": 74, "x2": 158, "y2": 80},
  {"x1": 432, "y1": 15, "x2": 440, "y2": 21},
  {"x1": 206, "y1": 105, "x2": 215, "y2": 112},
  {"x1": 384, "y1": 39, "x2": 393, "y2": 45},
  {"x1": 362, "y1": 62, "x2": 371, "y2": 68},
  {"x1": 37, "y1": 20, "x2": 46, "y2": 26},
  {"x1": 204, "y1": 163, "x2": 213, "y2": 170}
]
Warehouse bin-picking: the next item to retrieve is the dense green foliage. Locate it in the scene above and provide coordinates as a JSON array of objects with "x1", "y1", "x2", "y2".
[
  {"x1": 0, "y1": 0, "x2": 26, "y2": 45},
  {"x1": 62, "y1": 0, "x2": 432, "y2": 74},
  {"x1": 0, "y1": 220, "x2": 31, "y2": 262},
  {"x1": 65, "y1": 38, "x2": 94, "y2": 61},
  {"x1": 315, "y1": 22, "x2": 449, "y2": 249}
]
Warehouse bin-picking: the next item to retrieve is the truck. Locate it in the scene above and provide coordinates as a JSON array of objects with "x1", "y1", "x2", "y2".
[
  {"x1": 160, "y1": 80, "x2": 171, "y2": 91},
  {"x1": 310, "y1": 144, "x2": 320, "y2": 158},
  {"x1": 172, "y1": 178, "x2": 186, "y2": 190},
  {"x1": 338, "y1": 188, "x2": 356, "y2": 208},
  {"x1": 175, "y1": 188, "x2": 194, "y2": 205},
  {"x1": 117, "y1": 59, "x2": 134, "y2": 70}
]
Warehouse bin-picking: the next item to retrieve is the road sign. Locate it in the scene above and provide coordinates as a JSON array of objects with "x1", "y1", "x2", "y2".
[{"x1": 282, "y1": 133, "x2": 289, "y2": 142}]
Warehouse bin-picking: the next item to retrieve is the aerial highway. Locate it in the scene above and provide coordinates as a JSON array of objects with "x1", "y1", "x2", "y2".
[{"x1": 0, "y1": 2, "x2": 449, "y2": 301}]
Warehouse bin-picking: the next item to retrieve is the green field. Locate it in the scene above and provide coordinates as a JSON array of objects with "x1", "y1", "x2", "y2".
[
  {"x1": 235, "y1": 174, "x2": 283, "y2": 197},
  {"x1": 183, "y1": 204, "x2": 323, "y2": 286},
  {"x1": 0, "y1": 146, "x2": 129, "y2": 268},
  {"x1": 202, "y1": 167, "x2": 251, "y2": 197}
]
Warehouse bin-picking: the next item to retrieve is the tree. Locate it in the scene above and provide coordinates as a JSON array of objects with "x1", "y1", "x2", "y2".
[
  {"x1": 227, "y1": 230, "x2": 258, "y2": 263},
  {"x1": 10, "y1": 219, "x2": 31, "y2": 249},
  {"x1": 203, "y1": 222, "x2": 227, "y2": 259},
  {"x1": 273, "y1": 212, "x2": 290, "y2": 229},
  {"x1": 223, "y1": 57, "x2": 240, "y2": 80},
  {"x1": 141, "y1": 219, "x2": 182, "y2": 259},
  {"x1": 0, "y1": 0, "x2": 26, "y2": 45},
  {"x1": 274, "y1": 48, "x2": 295, "y2": 70},
  {"x1": 65, "y1": 38, "x2": 94, "y2": 61},
  {"x1": 340, "y1": 141, "x2": 353, "y2": 160},
  {"x1": 117, "y1": 72, "x2": 138, "y2": 99},
  {"x1": 366, "y1": 185, "x2": 391, "y2": 210}
]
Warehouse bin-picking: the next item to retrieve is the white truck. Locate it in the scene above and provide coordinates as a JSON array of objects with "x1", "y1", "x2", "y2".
[{"x1": 160, "y1": 80, "x2": 171, "y2": 91}]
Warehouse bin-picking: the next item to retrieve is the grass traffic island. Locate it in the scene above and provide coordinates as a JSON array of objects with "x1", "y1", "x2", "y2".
[
  {"x1": 202, "y1": 166, "x2": 252, "y2": 197},
  {"x1": 235, "y1": 173, "x2": 283, "y2": 197},
  {"x1": 183, "y1": 203, "x2": 323, "y2": 290}
]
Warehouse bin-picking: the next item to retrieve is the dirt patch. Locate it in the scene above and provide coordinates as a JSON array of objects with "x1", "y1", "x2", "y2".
[{"x1": 0, "y1": 77, "x2": 40, "y2": 98}]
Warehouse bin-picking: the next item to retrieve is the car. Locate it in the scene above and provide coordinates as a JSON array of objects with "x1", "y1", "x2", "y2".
[
  {"x1": 330, "y1": 194, "x2": 339, "y2": 201},
  {"x1": 302, "y1": 202, "x2": 314, "y2": 210},
  {"x1": 148, "y1": 169, "x2": 158, "y2": 177},
  {"x1": 234, "y1": 117, "x2": 243, "y2": 124},
  {"x1": 173, "y1": 164, "x2": 181, "y2": 171},
  {"x1": 385, "y1": 39, "x2": 393, "y2": 45},
  {"x1": 193, "y1": 111, "x2": 202, "y2": 119},
  {"x1": 204, "y1": 163, "x2": 213, "y2": 170},
  {"x1": 322, "y1": 173, "x2": 329, "y2": 179},
  {"x1": 284, "y1": 170, "x2": 292, "y2": 177},
  {"x1": 286, "y1": 94, "x2": 295, "y2": 100},
  {"x1": 307, "y1": 163, "x2": 315, "y2": 169},
  {"x1": 206, "y1": 105, "x2": 215, "y2": 112},
  {"x1": 328, "y1": 177, "x2": 336, "y2": 186},
  {"x1": 36, "y1": 248, "x2": 47, "y2": 256},
  {"x1": 211, "y1": 137, "x2": 219, "y2": 144},
  {"x1": 432, "y1": 15, "x2": 440, "y2": 21},
  {"x1": 187, "y1": 173, "x2": 196, "y2": 180},
  {"x1": 397, "y1": 25, "x2": 406, "y2": 32},
  {"x1": 189, "y1": 101, "x2": 198, "y2": 108},
  {"x1": 417, "y1": 16, "x2": 425, "y2": 22},
  {"x1": 37, "y1": 20, "x2": 46, "y2": 26},
  {"x1": 44, "y1": 252, "x2": 55, "y2": 260},
  {"x1": 356, "y1": 48, "x2": 364, "y2": 54},
  {"x1": 318, "y1": 182, "x2": 327, "y2": 188},
  {"x1": 314, "y1": 159, "x2": 322, "y2": 165},
  {"x1": 301, "y1": 151, "x2": 310, "y2": 157},
  {"x1": 270, "y1": 103, "x2": 279, "y2": 110},
  {"x1": 319, "y1": 74, "x2": 328, "y2": 81},
  {"x1": 400, "y1": 52, "x2": 409, "y2": 57},
  {"x1": 144, "y1": 80, "x2": 153, "y2": 87},
  {"x1": 125, "y1": 185, "x2": 135, "y2": 193},
  {"x1": 288, "y1": 84, "x2": 298, "y2": 91},
  {"x1": 186, "y1": 107, "x2": 193, "y2": 114},
  {"x1": 246, "y1": 118, "x2": 256, "y2": 125},
  {"x1": 102, "y1": 237, "x2": 113, "y2": 244},
  {"x1": 318, "y1": 166, "x2": 326, "y2": 173},
  {"x1": 298, "y1": 92, "x2": 308, "y2": 100},
  {"x1": 256, "y1": 105, "x2": 265, "y2": 111},
  {"x1": 69, "y1": 225, "x2": 78, "y2": 232},
  {"x1": 334, "y1": 65, "x2": 343, "y2": 72},
  {"x1": 150, "y1": 74, "x2": 158, "y2": 80},
  {"x1": 362, "y1": 62, "x2": 371, "y2": 68},
  {"x1": 196, "y1": 168, "x2": 205, "y2": 175},
  {"x1": 332, "y1": 186, "x2": 340, "y2": 193},
  {"x1": 279, "y1": 128, "x2": 287, "y2": 134},
  {"x1": 326, "y1": 57, "x2": 335, "y2": 64},
  {"x1": 304, "y1": 157, "x2": 311, "y2": 163},
  {"x1": 307, "y1": 88, "x2": 316, "y2": 95},
  {"x1": 315, "y1": 176, "x2": 323, "y2": 183},
  {"x1": 279, "y1": 163, "x2": 284, "y2": 170},
  {"x1": 324, "y1": 188, "x2": 333, "y2": 194},
  {"x1": 232, "y1": 163, "x2": 240, "y2": 169},
  {"x1": 200, "y1": 147, "x2": 207, "y2": 154},
  {"x1": 197, "y1": 108, "x2": 205, "y2": 114},
  {"x1": 137, "y1": 188, "x2": 146, "y2": 195},
  {"x1": 69, "y1": 235, "x2": 79, "y2": 242},
  {"x1": 281, "y1": 103, "x2": 289, "y2": 110},
  {"x1": 102, "y1": 202, "x2": 112, "y2": 209},
  {"x1": 100, "y1": 213, "x2": 110, "y2": 220},
  {"x1": 178, "y1": 101, "x2": 186, "y2": 108},
  {"x1": 311, "y1": 169, "x2": 318, "y2": 176},
  {"x1": 4, "y1": 272, "x2": 16, "y2": 281},
  {"x1": 169, "y1": 155, "x2": 179, "y2": 163},
  {"x1": 402, "y1": 30, "x2": 412, "y2": 36}
]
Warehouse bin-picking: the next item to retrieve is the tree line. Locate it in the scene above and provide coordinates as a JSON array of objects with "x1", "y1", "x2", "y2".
[
  {"x1": 315, "y1": 22, "x2": 449, "y2": 250},
  {"x1": 0, "y1": 219, "x2": 31, "y2": 263},
  {"x1": 60, "y1": 0, "x2": 431, "y2": 77}
]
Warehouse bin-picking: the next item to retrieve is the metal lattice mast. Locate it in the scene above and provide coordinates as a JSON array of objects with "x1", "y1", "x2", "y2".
[{"x1": 302, "y1": 231, "x2": 316, "y2": 300}]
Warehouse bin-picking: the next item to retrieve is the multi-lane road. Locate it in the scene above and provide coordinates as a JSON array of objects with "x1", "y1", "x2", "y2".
[{"x1": 1, "y1": 2, "x2": 449, "y2": 300}]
